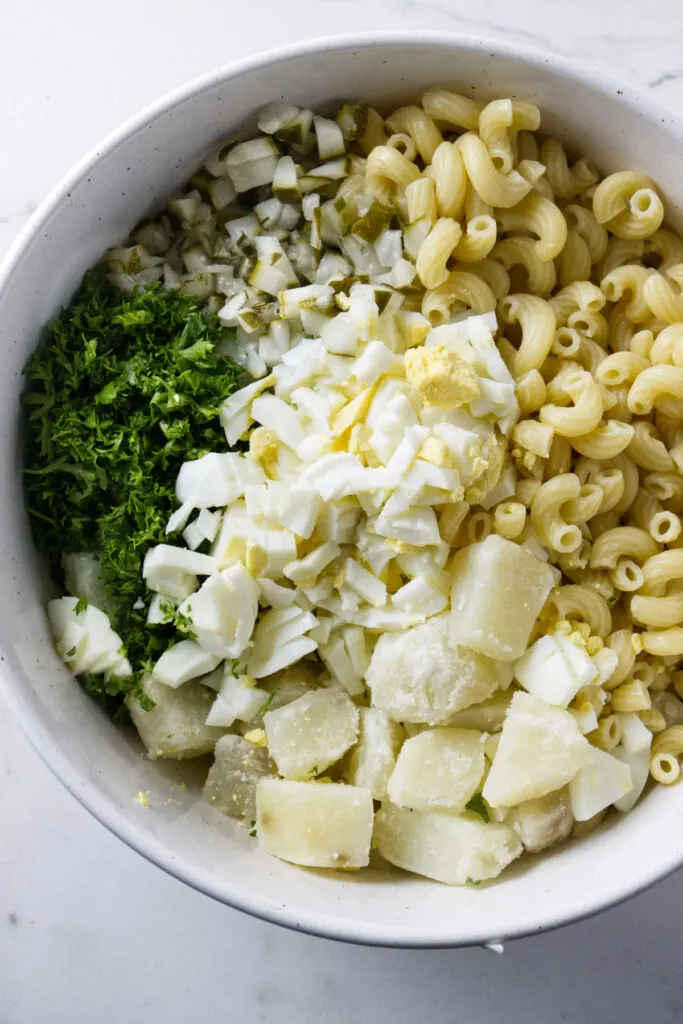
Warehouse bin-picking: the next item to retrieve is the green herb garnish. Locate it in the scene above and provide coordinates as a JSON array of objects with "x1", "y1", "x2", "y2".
[
  {"x1": 260, "y1": 689, "x2": 277, "y2": 716},
  {"x1": 249, "y1": 820, "x2": 258, "y2": 837},
  {"x1": 74, "y1": 595, "x2": 88, "y2": 615},
  {"x1": 23, "y1": 267, "x2": 242, "y2": 712},
  {"x1": 465, "y1": 793, "x2": 490, "y2": 823},
  {"x1": 174, "y1": 607, "x2": 195, "y2": 638}
]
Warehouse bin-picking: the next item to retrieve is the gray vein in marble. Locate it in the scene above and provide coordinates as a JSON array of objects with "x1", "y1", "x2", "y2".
[{"x1": 649, "y1": 71, "x2": 683, "y2": 88}]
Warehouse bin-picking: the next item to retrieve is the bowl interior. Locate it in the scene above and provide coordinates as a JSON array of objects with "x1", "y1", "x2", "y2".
[{"x1": 3, "y1": 35, "x2": 683, "y2": 946}]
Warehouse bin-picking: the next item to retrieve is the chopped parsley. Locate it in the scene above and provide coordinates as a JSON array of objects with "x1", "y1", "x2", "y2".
[
  {"x1": 260, "y1": 689, "x2": 277, "y2": 716},
  {"x1": 158, "y1": 599, "x2": 177, "y2": 623},
  {"x1": 174, "y1": 607, "x2": 196, "y2": 639},
  {"x1": 74, "y1": 595, "x2": 88, "y2": 615},
  {"x1": 249, "y1": 820, "x2": 258, "y2": 837},
  {"x1": 23, "y1": 267, "x2": 242, "y2": 713},
  {"x1": 465, "y1": 793, "x2": 490, "y2": 823}
]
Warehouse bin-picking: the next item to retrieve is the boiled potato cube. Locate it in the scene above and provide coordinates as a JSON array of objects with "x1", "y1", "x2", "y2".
[
  {"x1": 264, "y1": 687, "x2": 358, "y2": 779},
  {"x1": 446, "y1": 690, "x2": 513, "y2": 732},
  {"x1": 373, "y1": 802, "x2": 522, "y2": 885},
  {"x1": 508, "y1": 789, "x2": 574, "y2": 852},
  {"x1": 387, "y1": 728, "x2": 485, "y2": 811},
  {"x1": 343, "y1": 707, "x2": 405, "y2": 799},
  {"x1": 483, "y1": 691, "x2": 593, "y2": 807},
  {"x1": 256, "y1": 779, "x2": 373, "y2": 868},
  {"x1": 203, "y1": 735, "x2": 275, "y2": 821},
  {"x1": 450, "y1": 535, "x2": 556, "y2": 660},
  {"x1": 127, "y1": 676, "x2": 225, "y2": 759},
  {"x1": 366, "y1": 613, "x2": 506, "y2": 725},
  {"x1": 244, "y1": 661, "x2": 322, "y2": 732}
]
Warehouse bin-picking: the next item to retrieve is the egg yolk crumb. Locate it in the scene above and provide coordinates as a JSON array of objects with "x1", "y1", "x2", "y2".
[
  {"x1": 249, "y1": 426, "x2": 280, "y2": 478},
  {"x1": 244, "y1": 728, "x2": 268, "y2": 747},
  {"x1": 404, "y1": 344, "x2": 480, "y2": 409},
  {"x1": 418, "y1": 436, "x2": 450, "y2": 467}
]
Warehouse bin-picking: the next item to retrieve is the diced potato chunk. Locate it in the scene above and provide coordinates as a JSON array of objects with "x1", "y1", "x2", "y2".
[
  {"x1": 508, "y1": 789, "x2": 574, "y2": 852},
  {"x1": 366, "y1": 613, "x2": 506, "y2": 725},
  {"x1": 127, "y1": 676, "x2": 225, "y2": 759},
  {"x1": 264, "y1": 687, "x2": 359, "y2": 779},
  {"x1": 245, "y1": 661, "x2": 322, "y2": 732},
  {"x1": 203, "y1": 735, "x2": 275, "y2": 821},
  {"x1": 256, "y1": 779, "x2": 373, "y2": 868},
  {"x1": 450, "y1": 535, "x2": 556, "y2": 660},
  {"x1": 388, "y1": 728, "x2": 485, "y2": 811},
  {"x1": 446, "y1": 690, "x2": 513, "y2": 732},
  {"x1": 374, "y1": 802, "x2": 522, "y2": 885},
  {"x1": 343, "y1": 707, "x2": 405, "y2": 799},
  {"x1": 483, "y1": 691, "x2": 593, "y2": 807}
]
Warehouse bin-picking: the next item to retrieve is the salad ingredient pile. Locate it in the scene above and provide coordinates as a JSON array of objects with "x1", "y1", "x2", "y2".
[{"x1": 23, "y1": 89, "x2": 683, "y2": 886}]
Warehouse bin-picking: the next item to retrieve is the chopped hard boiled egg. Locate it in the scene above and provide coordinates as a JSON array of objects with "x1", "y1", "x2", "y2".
[
  {"x1": 515, "y1": 634, "x2": 598, "y2": 708},
  {"x1": 153, "y1": 640, "x2": 221, "y2": 689},
  {"x1": 569, "y1": 746, "x2": 633, "y2": 822},
  {"x1": 205, "y1": 672, "x2": 270, "y2": 727},
  {"x1": 404, "y1": 344, "x2": 480, "y2": 409},
  {"x1": 48, "y1": 597, "x2": 131, "y2": 680},
  {"x1": 177, "y1": 562, "x2": 259, "y2": 659}
]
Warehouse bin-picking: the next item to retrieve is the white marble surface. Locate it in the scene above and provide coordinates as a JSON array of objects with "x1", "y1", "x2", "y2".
[{"x1": 3, "y1": 2, "x2": 683, "y2": 1020}]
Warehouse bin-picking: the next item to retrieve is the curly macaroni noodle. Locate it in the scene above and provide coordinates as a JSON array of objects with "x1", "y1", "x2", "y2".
[
  {"x1": 428, "y1": 142, "x2": 467, "y2": 219},
  {"x1": 422, "y1": 88, "x2": 481, "y2": 131},
  {"x1": 385, "y1": 106, "x2": 443, "y2": 163},
  {"x1": 590, "y1": 526, "x2": 658, "y2": 570},
  {"x1": 492, "y1": 235, "x2": 557, "y2": 297},
  {"x1": 478, "y1": 99, "x2": 541, "y2": 174},
  {"x1": 415, "y1": 218, "x2": 462, "y2": 289},
  {"x1": 644, "y1": 229, "x2": 683, "y2": 273},
  {"x1": 499, "y1": 293, "x2": 556, "y2": 377},
  {"x1": 498, "y1": 192, "x2": 568, "y2": 261},
  {"x1": 530, "y1": 473, "x2": 583, "y2": 553},
  {"x1": 539, "y1": 368, "x2": 603, "y2": 438},
  {"x1": 558, "y1": 230, "x2": 593, "y2": 288},
  {"x1": 457, "y1": 133, "x2": 532, "y2": 209}
]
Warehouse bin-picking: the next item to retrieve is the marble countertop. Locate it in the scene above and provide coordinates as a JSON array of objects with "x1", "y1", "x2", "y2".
[{"x1": 3, "y1": 2, "x2": 683, "y2": 1020}]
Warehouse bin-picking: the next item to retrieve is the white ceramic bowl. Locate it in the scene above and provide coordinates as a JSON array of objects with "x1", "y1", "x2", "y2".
[{"x1": 3, "y1": 32, "x2": 683, "y2": 948}]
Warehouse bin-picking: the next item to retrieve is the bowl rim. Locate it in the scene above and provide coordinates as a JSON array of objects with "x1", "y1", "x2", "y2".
[{"x1": 3, "y1": 29, "x2": 683, "y2": 948}]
